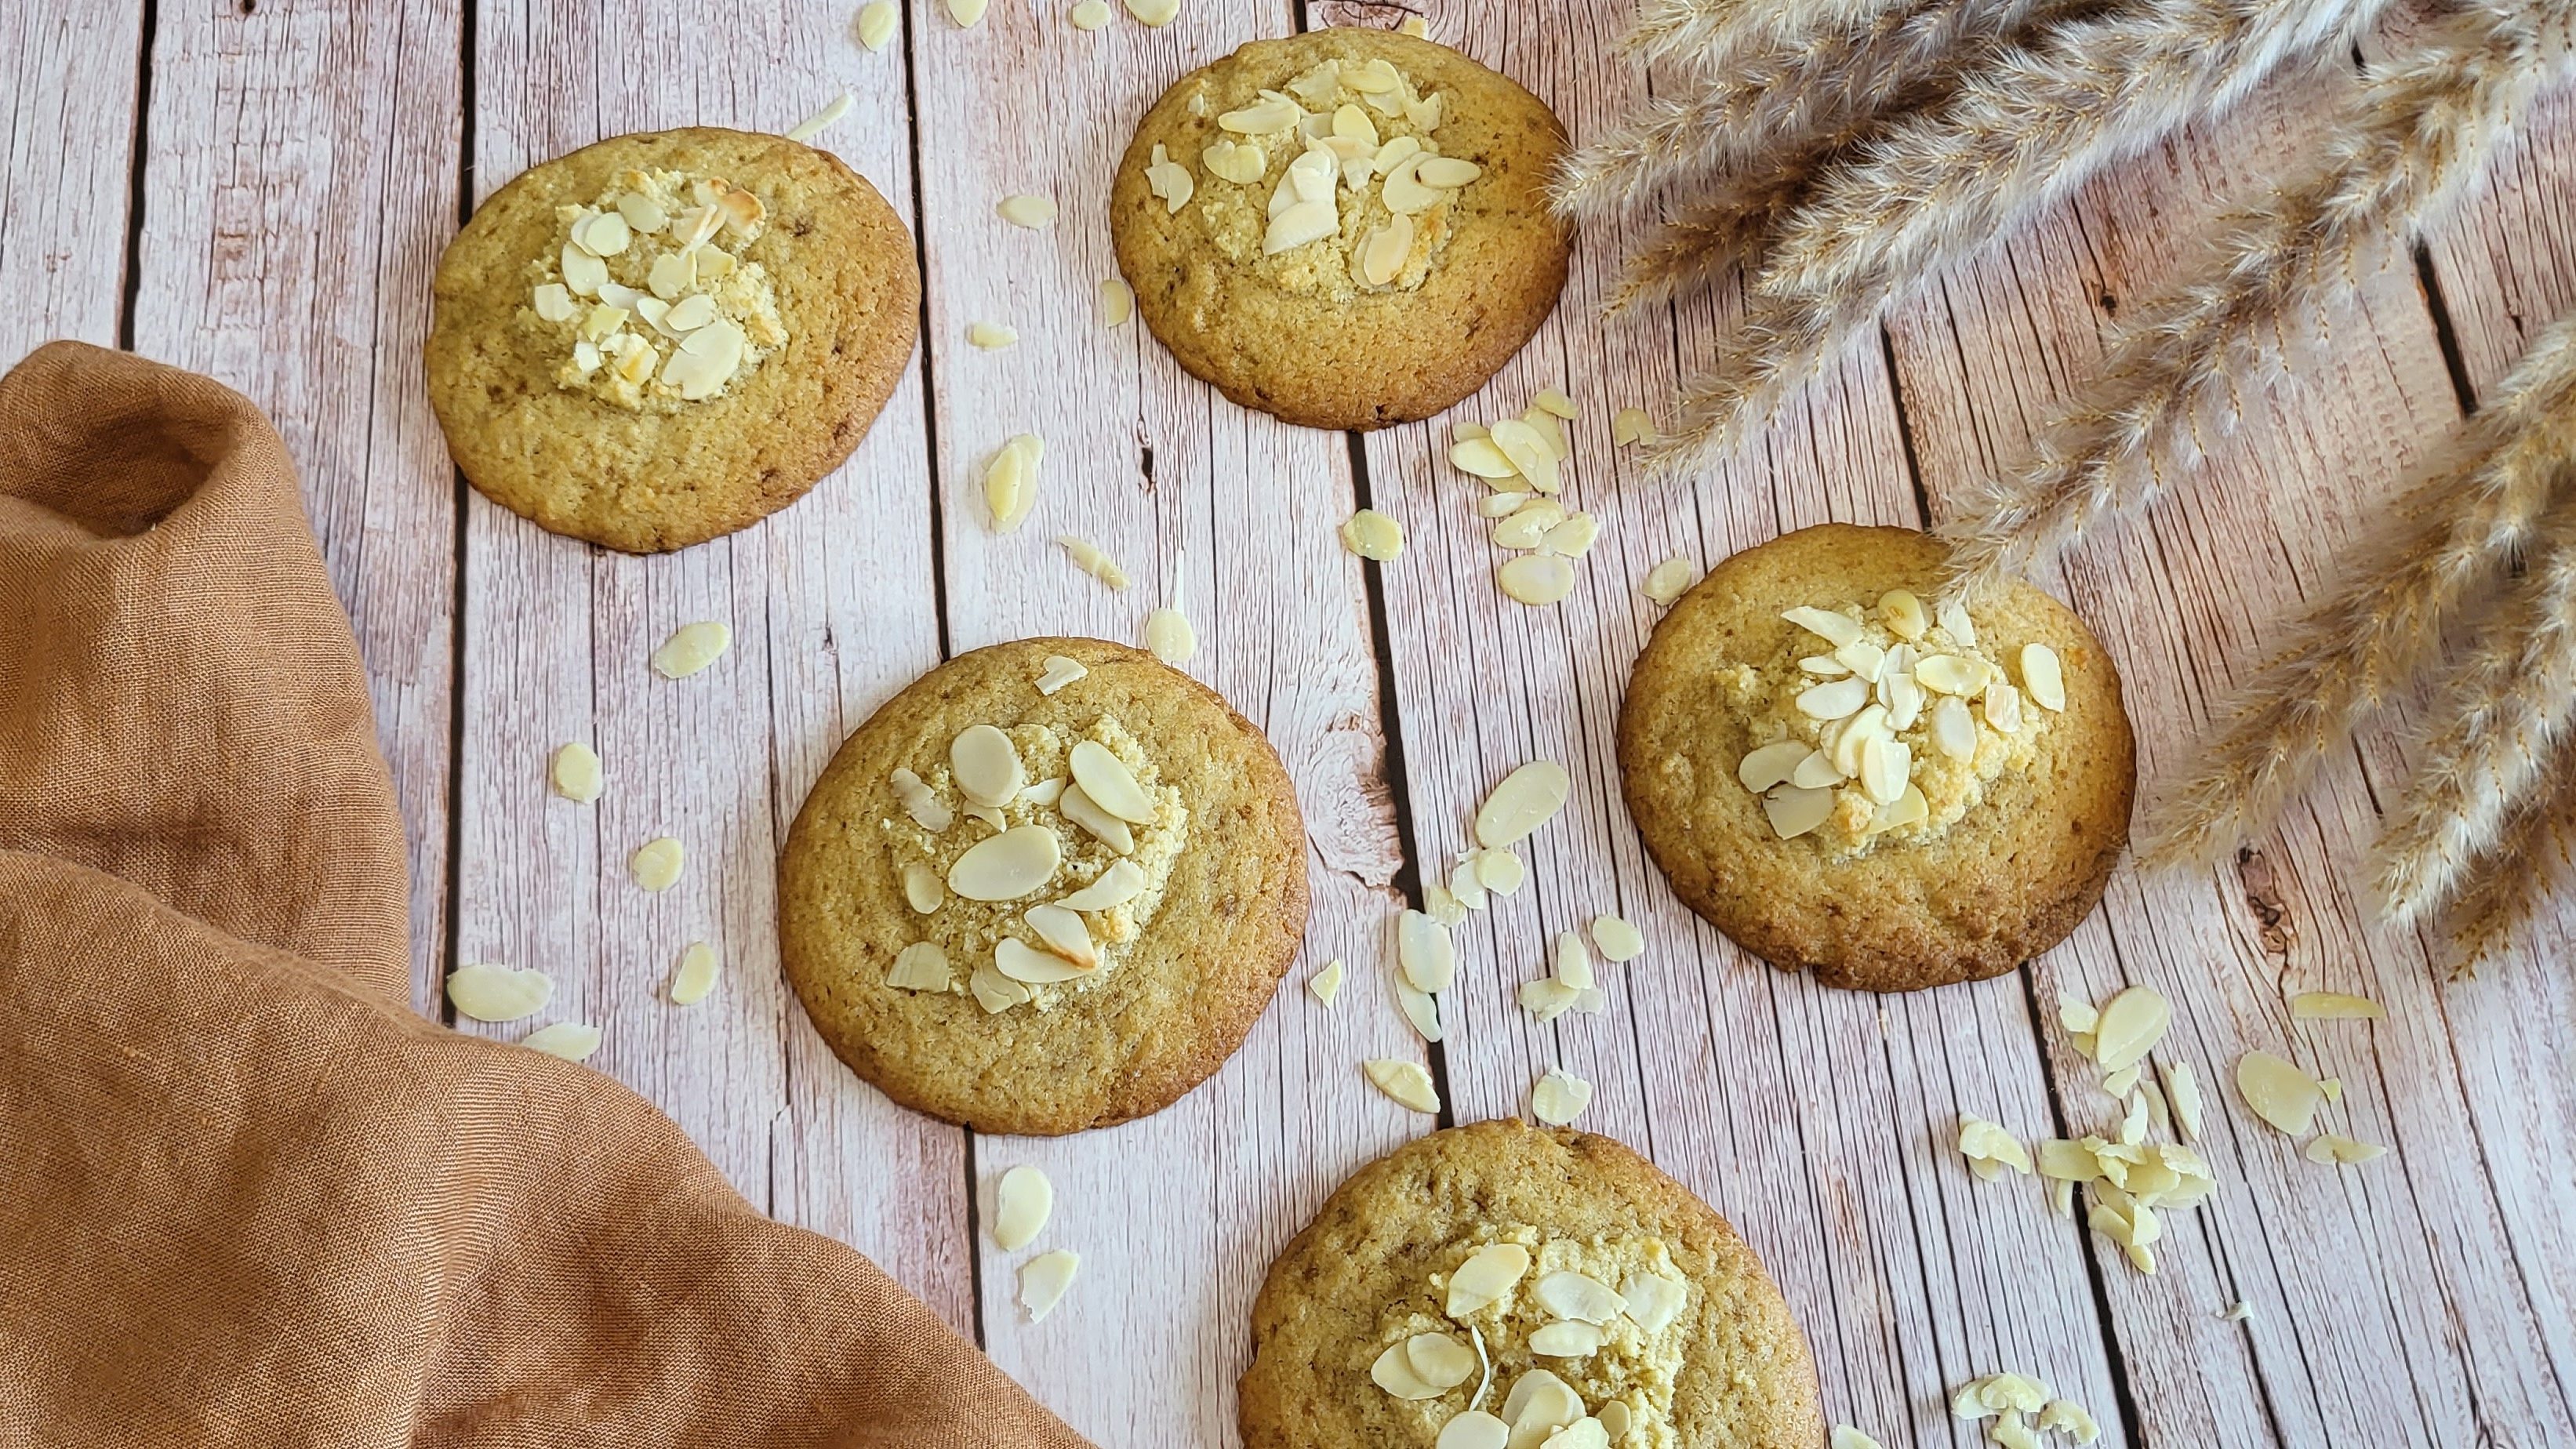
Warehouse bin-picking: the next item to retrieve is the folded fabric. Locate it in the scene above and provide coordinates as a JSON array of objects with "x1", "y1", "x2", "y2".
[{"x1": 0, "y1": 341, "x2": 1088, "y2": 1447}]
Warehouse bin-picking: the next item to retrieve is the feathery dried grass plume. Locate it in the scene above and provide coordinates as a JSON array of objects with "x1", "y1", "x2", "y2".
[
  {"x1": 2138, "y1": 314, "x2": 2576, "y2": 871},
  {"x1": 2375, "y1": 496, "x2": 2576, "y2": 925},
  {"x1": 1637, "y1": 0, "x2": 2383, "y2": 476},
  {"x1": 1558, "y1": 0, "x2": 2070, "y2": 227},
  {"x1": 1942, "y1": 0, "x2": 2576, "y2": 601},
  {"x1": 2442, "y1": 740, "x2": 2576, "y2": 974},
  {"x1": 1622, "y1": 0, "x2": 1917, "y2": 74}
]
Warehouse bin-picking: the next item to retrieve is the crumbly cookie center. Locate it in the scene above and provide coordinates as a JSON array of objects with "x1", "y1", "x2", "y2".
[
  {"x1": 1146, "y1": 55, "x2": 1480, "y2": 297},
  {"x1": 1724, "y1": 590, "x2": 2066, "y2": 858},
  {"x1": 525, "y1": 169, "x2": 787, "y2": 410},
  {"x1": 1368, "y1": 1231, "x2": 1693, "y2": 1449},
  {"x1": 879, "y1": 709, "x2": 1187, "y2": 1014}
]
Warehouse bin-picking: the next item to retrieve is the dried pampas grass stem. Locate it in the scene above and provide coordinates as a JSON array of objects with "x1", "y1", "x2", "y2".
[
  {"x1": 1622, "y1": 0, "x2": 1917, "y2": 74},
  {"x1": 1941, "y1": 0, "x2": 2576, "y2": 600}
]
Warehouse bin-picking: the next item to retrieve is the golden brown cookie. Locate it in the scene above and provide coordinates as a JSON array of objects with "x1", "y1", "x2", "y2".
[
  {"x1": 1241, "y1": 1119, "x2": 1825, "y2": 1449},
  {"x1": 1110, "y1": 29, "x2": 1570, "y2": 430},
  {"x1": 1619, "y1": 524, "x2": 2135, "y2": 993},
  {"x1": 778, "y1": 637, "x2": 1309, "y2": 1135},
  {"x1": 426, "y1": 127, "x2": 919, "y2": 552}
]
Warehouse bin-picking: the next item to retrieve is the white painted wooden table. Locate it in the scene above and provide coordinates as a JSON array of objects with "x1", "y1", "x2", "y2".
[{"x1": 9, "y1": 1, "x2": 2574, "y2": 1444}]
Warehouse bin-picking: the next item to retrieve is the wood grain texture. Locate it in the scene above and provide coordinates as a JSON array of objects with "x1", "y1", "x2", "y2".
[
  {"x1": 1885, "y1": 45, "x2": 2576, "y2": 1447},
  {"x1": 457, "y1": 0, "x2": 972, "y2": 1328},
  {"x1": 903, "y1": 2, "x2": 1414, "y2": 1440},
  {"x1": 128, "y1": 0, "x2": 463, "y2": 1014},
  {"x1": 0, "y1": 2, "x2": 139, "y2": 361}
]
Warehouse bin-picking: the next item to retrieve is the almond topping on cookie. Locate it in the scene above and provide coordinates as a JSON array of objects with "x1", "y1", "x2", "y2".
[
  {"x1": 948, "y1": 825, "x2": 1063, "y2": 901},
  {"x1": 1534, "y1": 1269, "x2": 1625, "y2": 1323},
  {"x1": 994, "y1": 936, "x2": 1087, "y2": 984},
  {"x1": 1035, "y1": 653, "x2": 1088, "y2": 695},
  {"x1": 1761, "y1": 784, "x2": 1834, "y2": 840},
  {"x1": 1144, "y1": 143, "x2": 1196, "y2": 213},
  {"x1": 1372, "y1": 1342, "x2": 1442, "y2": 1400},
  {"x1": 1067, "y1": 740, "x2": 1156, "y2": 824},
  {"x1": 888, "y1": 767, "x2": 953, "y2": 832},
  {"x1": 1361, "y1": 212, "x2": 1416, "y2": 285},
  {"x1": 2020, "y1": 642, "x2": 2066, "y2": 711},
  {"x1": 968, "y1": 961, "x2": 1030, "y2": 1011},
  {"x1": 447, "y1": 963, "x2": 554, "y2": 1022},
  {"x1": 885, "y1": 941, "x2": 952, "y2": 992},
  {"x1": 1446, "y1": 1243, "x2": 1531, "y2": 1316},
  {"x1": 1364, "y1": 1058, "x2": 1441, "y2": 1114},
  {"x1": 1024, "y1": 902, "x2": 1099, "y2": 969},
  {"x1": 950, "y1": 724, "x2": 1026, "y2": 807},
  {"x1": 1527, "y1": 1322, "x2": 1604, "y2": 1358},
  {"x1": 1407, "y1": 1331, "x2": 1479, "y2": 1389},
  {"x1": 1439, "y1": 1412, "x2": 1509, "y2": 1449},
  {"x1": 1057, "y1": 783, "x2": 1134, "y2": 853},
  {"x1": 1057, "y1": 859, "x2": 1146, "y2": 912}
]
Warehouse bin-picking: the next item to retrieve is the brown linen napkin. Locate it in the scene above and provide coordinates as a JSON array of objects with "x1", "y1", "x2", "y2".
[{"x1": 0, "y1": 342, "x2": 1088, "y2": 1448}]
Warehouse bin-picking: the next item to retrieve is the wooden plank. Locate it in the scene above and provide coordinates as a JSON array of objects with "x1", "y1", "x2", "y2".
[
  {"x1": 127, "y1": 0, "x2": 461, "y2": 1014},
  {"x1": 1885, "y1": 49, "x2": 2576, "y2": 1446},
  {"x1": 903, "y1": 2, "x2": 1415, "y2": 1439},
  {"x1": 1328, "y1": 2, "x2": 2128, "y2": 1445},
  {"x1": 0, "y1": 2, "x2": 140, "y2": 361},
  {"x1": 458, "y1": 0, "x2": 971, "y2": 1326}
]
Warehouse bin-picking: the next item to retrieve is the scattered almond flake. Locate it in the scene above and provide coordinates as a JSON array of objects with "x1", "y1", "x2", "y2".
[
  {"x1": 2291, "y1": 990, "x2": 2386, "y2": 1020},
  {"x1": 1541, "y1": 511, "x2": 1600, "y2": 560},
  {"x1": 993, "y1": 1164, "x2": 1053, "y2": 1250},
  {"x1": 1447, "y1": 859, "x2": 1488, "y2": 912},
  {"x1": 887, "y1": 941, "x2": 953, "y2": 991},
  {"x1": 1035, "y1": 653, "x2": 1088, "y2": 695},
  {"x1": 1097, "y1": 278, "x2": 1134, "y2": 328},
  {"x1": 948, "y1": 824, "x2": 1063, "y2": 901},
  {"x1": 1991, "y1": 1413, "x2": 2041, "y2": 1449},
  {"x1": 856, "y1": 0, "x2": 899, "y2": 49},
  {"x1": 1397, "y1": 910, "x2": 1456, "y2": 993},
  {"x1": 1640, "y1": 556, "x2": 1697, "y2": 608},
  {"x1": 1473, "y1": 492, "x2": 1534, "y2": 520},
  {"x1": 521, "y1": 1022, "x2": 603, "y2": 1062},
  {"x1": 1054, "y1": 535, "x2": 1132, "y2": 590},
  {"x1": 629, "y1": 837, "x2": 685, "y2": 892},
  {"x1": 946, "y1": 0, "x2": 987, "y2": 24},
  {"x1": 2236, "y1": 1050, "x2": 2326, "y2": 1136},
  {"x1": 1399, "y1": 13, "x2": 1430, "y2": 38},
  {"x1": 997, "y1": 194, "x2": 1058, "y2": 228},
  {"x1": 784, "y1": 91, "x2": 855, "y2": 143},
  {"x1": 2319, "y1": 1075, "x2": 2343, "y2": 1104},
  {"x1": 1550, "y1": 932, "x2": 1594, "y2": 992},
  {"x1": 1476, "y1": 760, "x2": 1570, "y2": 849},
  {"x1": 2056, "y1": 988, "x2": 2100, "y2": 1035},
  {"x1": 446, "y1": 963, "x2": 555, "y2": 1023},
  {"x1": 1125, "y1": 0, "x2": 1180, "y2": 24},
  {"x1": 1396, "y1": 975, "x2": 1444, "y2": 1041},
  {"x1": 650, "y1": 620, "x2": 731, "y2": 678},
  {"x1": 1143, "y1": 605, "x2": 1197, "y2": 666},
  {"x1": 668, "y1": 941, "x2": 721, "y2": 1005},
  {"x1": 2141, "y1": 1077, "x2": 2172, "y2": 1136},
  {"x1": 1019, "y1": 1249, "x2": 1079, "y2": 1322},
  {"x1": 1521, "y1": 977, "x2": 1579, "y2": 1022},
  {"x1": 966, "y1": 320, "x2": 1018, "y2": 349},
  {"x1": 1364, "y1": 1058, "x2": 1441, "y2": 1113},
  {"x1": 1829, "y1": 1430, "x2": 1886, "y2": 1449},
  {"x1": 1527, "y1": 388, "x2": 1579, "y2": 422},
  {"x1": 2305, "y1": 1132, "x2": 2388, "y2": 1166},
  {"x1": 1426, "y1": 880, "x2": 1466, "y2": 926},
  {"x1": 2117, "y1": 1091, "x2": 2149, "y2": 1146},
  {"x1": 546, "y1": 742, "x2": 603, "y2": 804},
  {"x1": 2101, "y1": 1063, "x2": 2142, "y2": 1099},
  {"x1": 1342, "y1": 508, "x2": 1404, "y2": 561},
  {"x1": 1476, "y1": 847, "x2": 1526, "y2": 895},
  {"x1": 983, "y1": 433, "x2": 1042, "y2": 531},
  {"x1": 1449, "y1": 436, "x2": 1517, "y2": 479},
  {"x1": 2091, "y1": 985, "x2": 2171, "y2": 1073},
  {"x1": 1487, "y1": 419, "x2": 1560, "y2": 492},
  {"x1": 1958, "y1": 1115, "x2": 2034, "y2": 1177},
  {"x1": 1531, "y1": 1067, "x2": 1593, "y2": 1127},
  {"x1": 1070, "y1": 0, "x2": 1113, "y2": 27},
  {"x1": 1584, "y1": 914, "x2": 1644, "y2": 964},
  {"x1": 1308, "y1": 958, "x2": 1346, "y2": 1006},
  {"x1": 1610, "y1": 407, "x2": 1659, "y2": 448},
  {"x1": 2159, "y1": 1060, "x2": 2205, "y2": 1140},
  {"x1": 2224, "y1": 1299, "x2": 2253, "y2": 1322}
]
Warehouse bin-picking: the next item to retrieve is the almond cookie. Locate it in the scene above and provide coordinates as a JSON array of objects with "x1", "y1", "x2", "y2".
[
  {"x1": 1241, "y1": 1119, "x2": 1825, "y2": 1449},
  {"x1": 427, "y1": 127, "x2": 919, "y2": 552},
  {"x1": 1110, "y1": 29, "x2": 1570, "y2": 430},
  {"x1": 778, "y1": 637, "x2": 1309, "y2": 1135},
  {"x1": 1619, "y1": 524, "x2": 2135, "y2": 993}
]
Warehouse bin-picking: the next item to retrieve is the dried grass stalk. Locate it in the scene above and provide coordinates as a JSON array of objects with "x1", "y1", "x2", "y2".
[
  {"x1": 2138, "y1": 314, "x2": 2576, "y2": 870},
  {"x1": 2376, "y1": 496, "x2": 2576, "y2": 925},
  {"x1": 2442, "y1": 739, "x2": 2576, "y2": 974},
  {"x1": 1622, "y1": 0, "x2": 1919, "y2": 74},
  {"x1": 1601, "y1": 168, "x2": 1807, "y2": 314},
  {"x1": 1559, "y1": 0, "x2": 2069, "y2": 227},
  {"x1": 1942, "y1": 0, "x2": 2576, "y2": 600},
  {"x1": 1644, "y1": 0, "x2": 2382, "y2": 475}
]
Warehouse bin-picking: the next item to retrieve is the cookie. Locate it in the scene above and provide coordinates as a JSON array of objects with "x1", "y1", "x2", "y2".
[
  {"x1": 1619, "y1": 524, "x2": 2135, "y2": 993},
  {"x1": 1241, "y1": 1119, "x2": 1825, "y2": 1449},
  {"x1": 426, "y1": 127, "x2": 919, "y2": 552},
  {"x1": 778, "y1": 637, "x2": 1309, "y2": 1135},
  {"x1": 1110, "y1": 29, "x2": 1570, "y2": 430}
]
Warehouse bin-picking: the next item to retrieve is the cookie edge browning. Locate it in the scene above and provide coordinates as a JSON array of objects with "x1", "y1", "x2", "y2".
[
  {"x1": 425, "y1": 125, "x2": 921, "y2": 553},
  {"x1": 1240, "y1": 1118, "x2": 1828, "y2": 1449},
  {"x1": 1110, "y1": 30, "x2": 1571, "y2": 431},
  {"x1": 776, "y1": 637, "x2": 1310, "y2": 1135},
  {"x1": 1617, "y1": 523, "x2": 2135, "y2": 993}
]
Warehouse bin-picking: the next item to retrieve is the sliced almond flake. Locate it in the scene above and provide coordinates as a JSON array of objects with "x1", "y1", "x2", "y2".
[
  {"x1": 521, "y1": 1022, "x2": 603, "y2": 1062},
  {"x1": 1608, "y1": 1270, "x2": 1683, "y2": 1336},
  {"x1": 1055, "y1": 535, "x2": 1132, "y2": 590},
  {"x1": 993, "y1": 1164, "x2": 1053, "y2": 1251},
  {"x1": 1065, "y1": 740, "x2": 1154, "y2": 826},
  {"x1": 1611, "y1": 407, "x2": 1658, "y2": 448},
  {"x1": 1590, "y1": 914, "x2": 1644, "y2": 962},
  {"x1": 947, "y1": 825, "x2": 1063, "y2": 901},
  {"x1": 532, "y1": 281, "x2": 577, "y2": 322},
  {"x1": 995, "y1": 936, "x2": 1087, "y2": 984},
  {"x1": 1397, "y1": 910, "x2": 1456, "y2": 993},
  {"x1": 2307, "y1": 1132, "x2": 2387, "y2": 1166},
  {"x1": 1024, "y1": 902, "x2": 1098, "y2": 968},
  {"x1": 1440, "y1": 1412, "x2": 1507, "y2": 1449},
  {"x1": 856, "y1": 1, "x2": 900, "y2": 49},
  {"x1": 1372, "y1": 1342, "x2": 1441, "y2": 1400},
  {"x1": 2291, "y1": 990, "x2": 2386, "y2": 1020},
  {"x1": 2236, "y1": 1050, "x2": 2325, "y2": 1135},
  {"x1": 1935, "y1": 597, "x2": 1978, "y2": 648},
  {"x1": 1125, "y1": 0, "x2": 1181, "y2": 23},
  {"x1": 447, "y1": 963, "x2": 554, "y2": 1023},
  {"x1": 1959, "y1": 1116, "x2": 2034, "y2": 1175},
  {"x1": 1499, "y1": 554, "x2": 1575, "y2": 605},
  {"x1": 1263, "y1": 197, "x2": 1339, "y2": 253},
  {"x1": 1449, "y1": 436, "x2": 1519, "y2": 479},
  {"x1": 1782, "y1": 605, "x2": 1862, "y2": 648},
  {"x1": 651, "y1": 620, "x2": 731, "y2": 678},
  {"x1": 2320, "y1": 1075, "x2": 2343, "y2": 1103},
  {"x1": 1342, "y1": 508, "x2": 1404, "y2": 561},
  {"x1": 1531, "y1": 387, "x2": 1579, "y2": 419},
  {"x1": 629, "y1": 837, "x2": 684, "y2": 892},
  {"x1": 949, "y1": 724, "x2": 1026, "y2": 808},
  {"x1": 1539, "y1": 935, "x2": 1589, "y2": 994},
  {"x1": 888, "y1": 767, "x2": 953, "y2": 831},
  {"x1": 1364, "y1": 1058, "x2": 1441, "y2": 1113},
  {"x1": 1762, "y1": 783, "x2": 1833, "y2": 840},
  {"x1": 1069, "y1": 0, "x2": 1114, "y2": 28},
  {"x1": 1520, "y1": 408, "x2": 1569, "y2": 460},
  {"x1": 1991, "y1": 1412, "x2": 2041, "y2": 1449},
  {"x1": 1019, "y1": 1250, "x2": 1079, "y2": 1322},
  {"x1": 1059, "y1": 783, "x2": 1134, "y2": 852},
  {"x1": 1308, "y1": 958, "x2": 1346, "y2": 1007},
  {"x1": 888, "y1": 941, "x2": 953, "y2": 991},
  {"x1": 785, "y1": 89, "x2": 856, "y2": 141},
  {"x1": 1446, "y1": 1241, "x2": 1531, "y2": 1316},
  {"x1": 1486, "y1": 419, "x2": 1560, "y2": 492},
  {"x1": 2224, "y1": 1300, "x2": 2254, "y2": 1322},
  {"x1": 2091, "y1": 985, "x2": 2171, "y2": 1073},
  {"x1": 1492, "y1": 508, "x2": 1552, "y2": 552},
  {"x1": 2118, "y1": 1091, "x2": 2149, "y2": 1146},
  {"x1": 1520, "y1": 977, "x2": 1579, "y2": 1022},
  {"x1": 660, "y1": 318, "x2": 747, "y2": 400},
  {"x1": 901, "y1": 862, "x2": 945, "y2": 915},
  {"x1": 1201, "y1": 137, "x2": 1266, "y2": 183},
  {"x1": 2141, "y1": 1078, "x2": 2172, "y2": 1135},
  {"x1": 1475, "y1": 760, "x2": 1570, "y2": 849},
  {"x1": 1396, "y1": 974, "x2": 1444, "y2": 1042},
  {"x1": 1035, "y1": 653, "x2": 1088, "y2": 695},
  {"x1": 663, "y1": 293, "x2": 716, "y2": 332},
  {"x1": 1143, "y1": 142, "x2": 1196, "y2": 213},
  {"x1": 1417, "y1": 155, "x2": 1481, "y2": 188},
  {"x1": 1477, "y1": 491, "x2": 1532, "y2": 520},
  {"x1": 1096, "y1": 278, "x2": 1135, "y2": 329},
  {"x1": 2020, "y1": 642, "x2": 2067, "y2": 711},
  {"x1": 548, "y1": 742, "x2": 603, "y2": 803},
  {"x1": 983, "y1": 433, "x2": 1042, "y2": 531},
  {"x1": 1057, "y1": 859, "x2": 1146, "y2": 913},
  {"x1": 668, "y1": 941, "x2": 720, "y2": 1005},
  {"x1": 1795, "y1": 677, "x2": 1869, "y2": 720},
  {"x1": 2160, "y1": 1060, "x2": 2205, "y2": 1140},
  {"x1": 1527, "y1": 1321, "x2": 1603, "y2": 1357},
  {"x1": 1476, "y1": 846, "x2": 1525, "y2": 895},
  {"x1": 1829, "y1": 1430, "x2": 1887, "y2": 1449},
  {"x1": 1640, "y1": 556, "x2": 1696, "y2": 607},
  {"x1": 1426, "y1": 883, "x2": 1466, "y2": 925},
  {"x1": 997, "y1": 194, "x2": 1059, "y2": 228},
  {"x1": 1447, "y1": 858, "x2": 1488, "y2": 913},
  {"x1": 1141, "y1": 604, "x2": 1197, "y2": 666},
  {"x1": 1541, "y1": 511, "x2": 1600, "y2": 560},
  {"x1": 2101, "y1": 1063, "x2": 2142, "y2": 1098},
  {"x1": 970, "y1": 962, "x2": 1030, "y2": 1011},
  {"x1": 946, "y1": 0, "x2": 990, "y2": 23},
  {"x1": 2058, "y1": 988, "x2": 2101, "y2": 1034},
  {"x1": 966, "y1": 321, "x2": 1018, "y2": 350}
]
